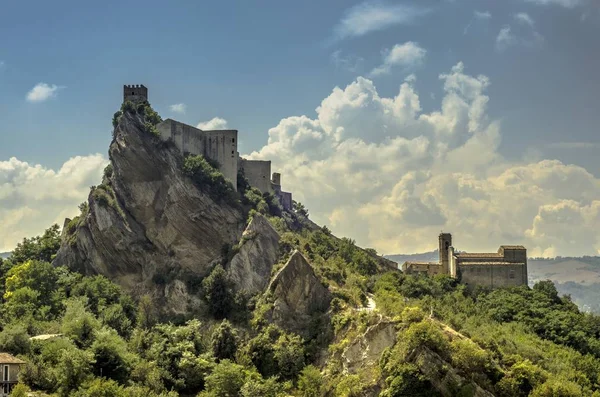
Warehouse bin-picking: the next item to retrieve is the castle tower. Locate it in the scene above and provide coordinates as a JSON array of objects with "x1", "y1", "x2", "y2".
[
  {"x1": 439, "y1": 233, "x2": 452, "y2": 275},
  {"x1": 123, "y1": 85, "x2": 148, "y2": 103}
]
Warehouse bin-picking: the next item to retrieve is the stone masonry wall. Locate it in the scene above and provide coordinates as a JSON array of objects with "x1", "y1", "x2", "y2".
[
  {"x1": 205, "y1": 130, "x2": 238, "y2": 188},
  {"x1": 240, "y1": 159, "x2": 272, "y2": 193},
  {"x1": 156, "y1": 119, "x2": 238, "y2": 190},
  {"x1": 459, "y1": 264, "x2": 527, "y2": 288}
]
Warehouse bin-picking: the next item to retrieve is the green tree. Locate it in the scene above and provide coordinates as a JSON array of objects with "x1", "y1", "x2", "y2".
[
  {"x1": 10, "y1": 384, "x2": 29, "y2": 397},
  {"x1": 0, "y1": 323, "x2": 31, "y2": 355},
  {"x1": 297, "y1": 365, "x2": 324, "y2": 397},
  {"x1": 56, "y1": 346, "x2": 94, "y2": 396},
  {"x1": 241, "y1": 375, "x2": 288, "y2": 397},
  {"x1": 136, "y1": 294, "x2": 157, "y2": 329},
  {"x1": 3, "y1": 259, "x2": 60, "y2": 320},
  {"x1": 274, "y1": 333, "x2": 305, "y2": 380},
  {"x1": 90, "y1": 328, "x2": 134, "y2": 383},
  {"x1": 203, "y1": 265, "x2": 234, "y2": 319},
  {"x1": 73, "y1": 377, "x2": 126, "y2": 397},
  {"x1": 201, "y1": 359, "x2": 247, "y2": 397},
  {"x1": 211, "y1": 320, "x2": 239, "y2": 361},
  {"x1": 9, "y1": 224, "x2": 61, "y2": 264},
  {"x1": 61, "y1": 298, "x2": 101, "y2": 348}
]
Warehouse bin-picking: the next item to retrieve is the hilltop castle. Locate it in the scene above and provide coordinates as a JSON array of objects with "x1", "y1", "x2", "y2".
[
  {"x1": 402, "y1": 233, "x2": 528, "y2": 288},
  {"x1": 123, "y1": 85, "x2": 292, "y2": 210}
]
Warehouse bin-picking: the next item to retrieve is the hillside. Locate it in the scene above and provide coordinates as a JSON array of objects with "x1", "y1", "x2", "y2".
[
  {"x1": 1, "y1": 101, "x2": 600, "y2": 396},
  {"x1": 0, "y1": 252, "x2": 9, "y2": 259}
]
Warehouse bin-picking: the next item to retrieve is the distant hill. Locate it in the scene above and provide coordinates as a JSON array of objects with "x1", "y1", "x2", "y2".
[
  {"x1": 385, "y1": 250, "x2": 438, "y2": 265},
  {"x1": 0, "y1": 252, "x2": 9, "y2": 259}
]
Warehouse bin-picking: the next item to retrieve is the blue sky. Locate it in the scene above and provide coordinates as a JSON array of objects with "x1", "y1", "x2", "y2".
[{"x1": 1, "y1": 0, "x2": 600, "y2": 255}]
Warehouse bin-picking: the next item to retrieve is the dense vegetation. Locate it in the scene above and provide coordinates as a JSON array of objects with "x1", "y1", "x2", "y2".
[{"x1": 8, "y1": 216, "x2": 600, "y2": 396}]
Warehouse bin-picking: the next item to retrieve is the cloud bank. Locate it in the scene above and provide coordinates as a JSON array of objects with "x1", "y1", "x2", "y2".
[
  {"x1": 0, "y1": 155, "x2": 107, "y2": 252},
  {"x1": 247, "y1": 63, "x2": 600, "y2": 257}
]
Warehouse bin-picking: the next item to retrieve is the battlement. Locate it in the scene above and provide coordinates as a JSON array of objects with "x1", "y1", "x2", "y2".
[{"x1": 123, "y1": 84, "x2": 148, "y2": 103}]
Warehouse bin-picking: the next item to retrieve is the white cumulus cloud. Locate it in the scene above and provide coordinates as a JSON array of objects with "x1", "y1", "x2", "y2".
[
  {"x1": 332, "y1": 1, "x2": 429, "y2": 41},
  {"x1": 370, "y1": 42, "x2": 427, "y2": 76},
  {"x1": 0, "y1": 154, "x2": 107, "y2": 252},
  {"x1": 197, "y1": 117, "x2": 229, "y2": 130},
  {"x1": 169, "y1": 103, "x2": 187, "y2": 114},
  {"x1": 26, "y1": 83, "x2": 63, "y2": 103},
  {"x1": 246, "y1": 62, "x2": 600, "y2": 257}
]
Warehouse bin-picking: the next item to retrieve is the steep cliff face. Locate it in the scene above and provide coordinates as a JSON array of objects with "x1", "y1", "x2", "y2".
[
  {"x1": 54, "y1": 110, "x2": 246, "y2": 309},
  {"x1": 343, "y1": 318, "x2": 398, "y2": 374},
  {"x1": 226, "y1": 214, "x2": 281, "y2": 295},
  {"x1": 267, "y1": 250, "x2": 332, "y2": 336}
]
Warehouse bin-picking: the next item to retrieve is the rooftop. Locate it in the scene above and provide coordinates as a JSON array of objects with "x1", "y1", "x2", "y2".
[
  {"x1": 459, "y1": 262, "x2": 526, "y2": 266},
  {"x1": 500, "y1": 245, "x2": 526, "y2": 250},
  {"x1": 455, "y1": 252, "x2": 503, "y2": 258},
  {"x1": 0, "y1": 353, "x2": 25, "y2": 364}
]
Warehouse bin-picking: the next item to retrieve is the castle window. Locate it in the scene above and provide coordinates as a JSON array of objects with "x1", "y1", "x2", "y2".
[
  {"x1": 231, "y1": 150, "x2": 234, "y2": 154},
  {"x1": 132, "y1": 91, "x2": 135, "y2": 95},
  {"x1": 509, "y1": 270, "x2": 515, "y2": 279},
  {"x1": 232, "y1": 138, "x2": 235, "y2": 143}
]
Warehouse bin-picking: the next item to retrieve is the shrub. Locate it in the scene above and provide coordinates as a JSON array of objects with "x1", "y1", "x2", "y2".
[
  {"x1": 103, "y1": 163, "x2": 113, "y2": 179},
  {"x1": 404, "y1": 320, "x2": 449, "y2": 356},
  {"x1": 112, "y1": 110, "x2": 123, "y2": 128},
  {"x1": 297, "y1": 365, "x2": 324, "y2": 397},
  {"x1": 183, "y1": 155, "x2": 238, "y2": 205},
  {"x1": 202, "y1": 265, "x2": 234, "y2": 319},
  {"x1": 211, "y1": 320, "x2": 239, "y2": 361}
]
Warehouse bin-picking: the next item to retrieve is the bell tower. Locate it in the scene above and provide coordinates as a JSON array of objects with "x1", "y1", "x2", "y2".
[{"x1": 439, "y1": 233, "x2": 452, "y2": 274}]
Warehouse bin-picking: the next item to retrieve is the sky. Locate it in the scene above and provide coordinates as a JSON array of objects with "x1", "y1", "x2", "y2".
[{"x1": 1, "y1": 0, "x2": 600, "y2": 256}]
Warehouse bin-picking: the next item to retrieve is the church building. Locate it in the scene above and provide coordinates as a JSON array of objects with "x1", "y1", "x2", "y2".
[{"x1": 402, "y1": 233, "x2": 528, "y2": 288}]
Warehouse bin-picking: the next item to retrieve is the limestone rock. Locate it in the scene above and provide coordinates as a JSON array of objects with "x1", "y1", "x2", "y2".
[
  {"x1": 343, "y1": 319, "x2": 397, "y2": 374},
  {"x1": 227, "y1": 214, "x2": 280, "y2": 295},
  {"x1": 408, "y1": 346, "x2": 496, "y2": 397},
  {"x1": 267, "y1": 250, "x2": 331, "y2": 335},
  {"x1": 53, "y1": 111, "x2": 245, "y2": 313}
]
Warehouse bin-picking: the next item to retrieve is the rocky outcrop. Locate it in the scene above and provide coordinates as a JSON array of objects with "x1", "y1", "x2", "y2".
[
  {"x1": 343, "y1": 319, "x2": 397, "y2": 374},
  {"x1": 227, "y1": 214, "x2": 280, "y2": 295},
  {"x1": 408, "y1": 346, "x2": 496, "y2": 397},
  {"x1": 267, "y1": 250, "x2": 331, "y2": 336},
  {"x1": 53, "y1": 111, "x2": 245, "y2": 311}
]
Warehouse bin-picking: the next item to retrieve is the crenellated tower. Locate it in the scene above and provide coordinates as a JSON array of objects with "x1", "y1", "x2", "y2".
[{"x1": 123, "y1": 84, "x2": 148, "y2": 103}]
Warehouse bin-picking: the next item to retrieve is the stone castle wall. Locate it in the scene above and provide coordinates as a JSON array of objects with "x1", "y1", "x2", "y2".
[
  {"x1": 240, "y1": 159, "x2": 272, "y2": 194},
  {"x1": 205, "y1": 130, "x2": 238, "y2": 188},
  {"x1": 156, "y1": 119, "x2": 206, "y2": 156},
  {"x1": 156, "y1": 119, "x2": 238, "y2": 189}
]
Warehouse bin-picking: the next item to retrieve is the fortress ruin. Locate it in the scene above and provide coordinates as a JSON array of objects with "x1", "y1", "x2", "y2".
[
  {"x1": 402, "y1": 233, "x2": 528, "y2": 289},
  {"x1": 123, "y1": 85, "x2": 293, "y2": 210}
]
